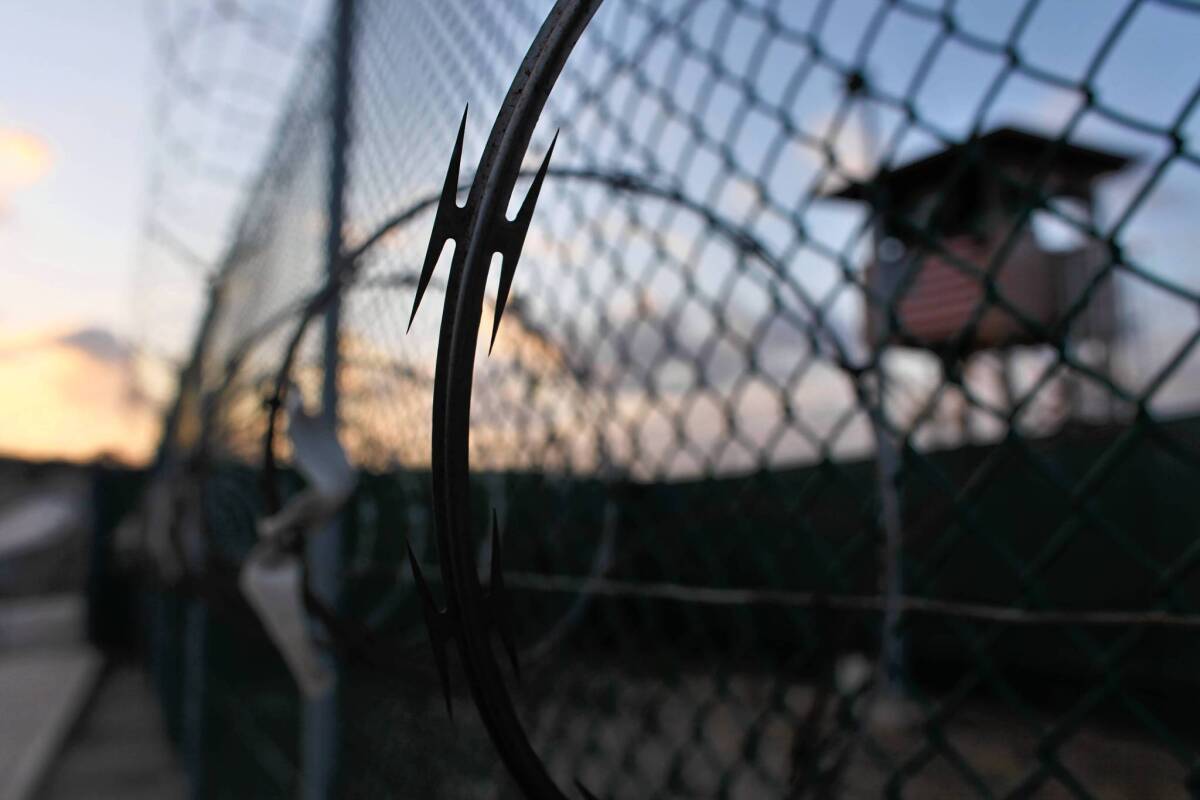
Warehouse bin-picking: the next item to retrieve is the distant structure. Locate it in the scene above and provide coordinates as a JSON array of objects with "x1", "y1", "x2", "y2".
[{"x1": 826, "y1": 126, "x2": 1132, "y2": 424}]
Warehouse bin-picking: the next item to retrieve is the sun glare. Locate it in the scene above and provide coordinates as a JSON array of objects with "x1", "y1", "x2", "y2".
[{"x1": 0, "y1": 128, "x2": 53, "y2": 193}]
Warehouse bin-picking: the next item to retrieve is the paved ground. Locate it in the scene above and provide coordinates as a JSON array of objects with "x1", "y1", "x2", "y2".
[
  {"x1": 0, "y1": 647, "x2": 101, "y2": 800},
  {"x1": 0, "y1": 470, "x2": 185, "y2": 800},
  {"x1": 36, "y1": 664, "x2": 188, "y2": 800},
  {"x1": 0, "y1": 594, "x2": 187, "y2": 800}
]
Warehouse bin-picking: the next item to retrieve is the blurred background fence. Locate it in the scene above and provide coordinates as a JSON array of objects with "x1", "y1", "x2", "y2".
[{"x1": 127, "y1": 0, "x2": 1200, "y2": 796}]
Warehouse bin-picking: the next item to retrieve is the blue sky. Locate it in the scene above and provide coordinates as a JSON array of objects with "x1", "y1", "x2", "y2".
[
  {"x1": 0, "y1": 1, "x2": 323, "y2": 461},
  {"x1": 2, "y1": 0, "x2": 1196, "y2": 359},
  {"x1": 0, "y1": 0, "x2": 1197, "y2": 465},
  {"x1": 0, "y1": 1, "x2": 150, "y2": 339},
  {"x1": 0, "y1": 1, "x2": 326, "y2": 356}
]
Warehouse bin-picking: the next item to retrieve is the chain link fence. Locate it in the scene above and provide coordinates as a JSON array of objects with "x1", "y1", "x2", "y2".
[{"x1": 137, "y1": 0, "x2": 1200, "y2": 796}]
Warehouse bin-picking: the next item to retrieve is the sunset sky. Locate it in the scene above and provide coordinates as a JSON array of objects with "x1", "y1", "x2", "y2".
[
  {"x1": 1, "y1": 0, "x2": 1198, "y2": 468},
  {"x1": 1, "y1": 3, "x2": 149, "y2": 338},
  {"x1": 0, "y1": 2, "x2": 158, "y2": 463},
  {"x1": 0, "y1": 1, "x2": 320, "y2": 464}
]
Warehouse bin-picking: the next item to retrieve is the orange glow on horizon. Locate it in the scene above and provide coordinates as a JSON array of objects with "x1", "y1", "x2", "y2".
[{"x1": 0, "y1": 328, "x2": 161, "y2": 465}]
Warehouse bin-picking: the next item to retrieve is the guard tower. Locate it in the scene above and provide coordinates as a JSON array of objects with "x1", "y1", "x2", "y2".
[{"x1": 826, "y1": 127, "x2": 1131, "y2": 357}]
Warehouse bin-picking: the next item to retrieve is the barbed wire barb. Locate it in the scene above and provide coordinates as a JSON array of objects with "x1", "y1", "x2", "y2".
[
  {"x1": 406, "y1": 541, "x2": 455, "y2": 721},
  {"x1": 489, "y1": 129, "x2": 559, "y2": 355},
  {"x1": 408, "y1": 104, "x2": 470, "y2": 332},
  {"x1": 488, "y1": 508, "x2": 521, "y2": 682}
]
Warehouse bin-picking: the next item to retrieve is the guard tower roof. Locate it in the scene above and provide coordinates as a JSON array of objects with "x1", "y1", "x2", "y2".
[{"x1": 824, "y1": 126, "x2": 1132, "y2": 202}]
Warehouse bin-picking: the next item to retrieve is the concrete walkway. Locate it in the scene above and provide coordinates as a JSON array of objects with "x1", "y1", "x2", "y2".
[
  {"x1": 0, "y1": 592, "x2": 187, "y2": 800},
  {"x1": 35, "y1": 664, "x2": 188, "y2": 800},
  {"x1": 0, "y1": 647, "x2": 101, "y2": 800}
]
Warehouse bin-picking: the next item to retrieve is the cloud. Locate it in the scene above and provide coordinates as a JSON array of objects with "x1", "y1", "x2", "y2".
[{"x1": 56, "y1": 327, "x2": 131, "y2": 363}]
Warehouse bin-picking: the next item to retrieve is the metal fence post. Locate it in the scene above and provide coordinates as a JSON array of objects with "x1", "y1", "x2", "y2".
[
  {"x1": 303, "y1": 0, "x2": 354, "y2": 796},
  {"x1": 854, "y1": 77, "x2": 908, "y2": 700},
  {"x1": 871, "y1": 364, "x2": 907, "y2": 695}
]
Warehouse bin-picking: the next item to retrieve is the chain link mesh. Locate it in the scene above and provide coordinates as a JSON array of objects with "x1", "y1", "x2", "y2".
[{"x1": 149, "y1": 0, "x2": 1200, "y2": 796}]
